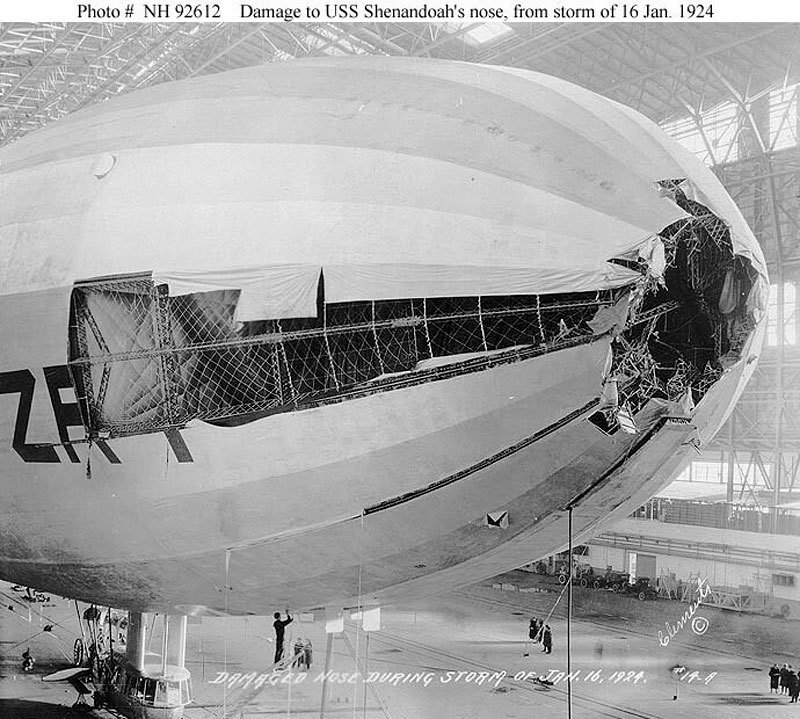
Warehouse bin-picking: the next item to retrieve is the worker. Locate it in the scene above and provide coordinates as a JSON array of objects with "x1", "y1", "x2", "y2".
[
  {"x1": 528, "y1": 618, "x2": 538, "y2": 641},
  {"x1": 292, "y1": 638, "x2": 313, "y2": 669},
  {"x1": 21, "y1": 648, "x2": 35, "y2": 672},
  {"x1": 542, "y1": 625, "x2": 552, "y2": 654},
  {"x1": 272, "y1": 611, "x2": 293, "y2": 664},
  {"x1": 790, "y1": 666, "x2": 799, "y2": 703},
  {"x1": 770, "y1": 663, "x2": 780, "y2": 693},
  {"x1": 293, "y1": 638, "x2": 306, "y2": 668}
]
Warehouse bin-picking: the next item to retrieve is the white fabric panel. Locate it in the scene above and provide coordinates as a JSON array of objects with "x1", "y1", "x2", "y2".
[
  {"x1": 0, "y1": 56, "x2": 767, "y2": 307},
  {"x1": 325, "y1": 607, "x2": 344, "y2": 634},
  {"x1": 324, "y1": 263, "x2": 640, "y2": 303},
  {"x1": 0, "y1": 143, "x2": 663, "y2": 300},
  {"x1": 152, "y1": 265, "x2": 321, "y2": 321},
  {"x1": 362, "y1": 607, "x2": 381, "y2": 632},
  {"x1": 0, "y1": 143, "x2": 677, "y2": 297},
  {"x1": 0, "y1": 60, "x2": 686, "y2": 224}
]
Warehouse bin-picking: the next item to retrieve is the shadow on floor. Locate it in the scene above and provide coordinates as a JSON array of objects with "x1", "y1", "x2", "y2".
[
  {"x1": 0, "y1": 698, "x2": 83, "y2": 718},
  {"x1": 712, "y1": 692, "x2": 786, "y2": 705}
]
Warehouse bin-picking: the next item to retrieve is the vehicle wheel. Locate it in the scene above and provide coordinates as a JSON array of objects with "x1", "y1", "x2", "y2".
[
  {"x1": 593, "y1": 580, "x2": 602, "y2": 590},
  {"x1": 637, "y1": 591, "x2": 646, "y2": 601},
  {"x1": 781, "y1": 604, "x2": 791, "y2": 617},
  {"x1": 580, "y1": 578, "x2": 589, "y2": 588},
  {"x1": 612, "y1": 584, "x2": 621, "y2": 593},
  {"x1": 74, "y1": 638, "x2": 85, "y2": 666}
]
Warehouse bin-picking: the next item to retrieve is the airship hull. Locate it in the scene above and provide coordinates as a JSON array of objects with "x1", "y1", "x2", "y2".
[
  {"x1": 0, "y1": 316, "x2": 757, "y2": 613},
  {"x1": 0, "y1": 57, "x2": 767, "y2": 614}
]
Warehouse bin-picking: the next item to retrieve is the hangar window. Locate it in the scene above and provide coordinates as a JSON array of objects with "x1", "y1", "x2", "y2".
[
  {"x1": 769, "y1": 83, "x2": 799, "y2": 151},
  {"x1": 464, "y1": 23, "x2": 513, "y2": 46},
  {"x1": 154, "y1": 680, "x2": 168, "y2": 707},
  {"x1": 165, "y1": 680, "x2": 181, "y2": 706},
  {"x1": 766, "y1": 281, "x2": 797, "y2": 346},
  {"x1": 143, "y1": 678, "x2": 156, "y2": 705},
  {"x1": 773, "y1": 573, "x2": 796, "y2": 588},
  {"x1": 662, "y1": 100, "x2": 740, "y2": 165}
]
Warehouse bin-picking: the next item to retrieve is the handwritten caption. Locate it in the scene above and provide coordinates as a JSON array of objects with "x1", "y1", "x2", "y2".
[
  {"x1": 658, "y1": 576, "x2": 713, "y2": 647},
  {"x1": 206, "y1": 667, "x2": 661, "y2": 690}
]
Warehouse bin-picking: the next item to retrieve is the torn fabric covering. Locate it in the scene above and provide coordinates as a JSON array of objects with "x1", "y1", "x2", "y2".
[
  {"x1": 152, "y1": 264, "x2": 321, "y2": 321},
  {"x1": 718, "y1": 268, "x2": 741, "y2": 316},
  {"x1": 154, "y1": 261, "x2": 639, "y2": 319},
  {"x1": 587, "y1": 294, "x2": 631, "y2": 337},
  {"x1": 323, "y1": 262, "x2": 640, "y2": 304},
  {"x1": 638, "y1": 236, "x2": 667, "y2": 282},
  {"x1": 610, "y1": 98, "x2": 768, "y2": 281}
]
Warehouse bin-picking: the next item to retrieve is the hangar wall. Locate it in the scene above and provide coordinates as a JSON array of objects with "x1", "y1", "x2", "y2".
[{"x1": 587, "y1": 523, "x2": 800, "y2": 616}]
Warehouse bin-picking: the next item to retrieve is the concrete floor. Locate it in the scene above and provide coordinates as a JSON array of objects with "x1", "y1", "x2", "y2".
[{"x1": 1, "y1": 578, "x2": 799, "y2": 719}]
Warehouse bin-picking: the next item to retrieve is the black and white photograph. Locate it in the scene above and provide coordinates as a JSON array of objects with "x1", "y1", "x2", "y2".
[{"x1": 1, "y1": 14, "x2": 799, "y2": 719}]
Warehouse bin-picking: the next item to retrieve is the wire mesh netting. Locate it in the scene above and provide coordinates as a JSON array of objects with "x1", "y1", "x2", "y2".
[{"x1": 67, "y1": 278, "x2": 618, "y2": 437}]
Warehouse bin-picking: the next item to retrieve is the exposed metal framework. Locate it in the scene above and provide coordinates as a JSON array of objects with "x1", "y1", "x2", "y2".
[{"x1": 1, "y1": 21, "x2": 799, "y2": 514}]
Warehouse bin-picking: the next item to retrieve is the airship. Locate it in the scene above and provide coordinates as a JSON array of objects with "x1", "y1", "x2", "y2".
[{"x1": 1, "y1": 57, "x2": 766, "y2": 717}]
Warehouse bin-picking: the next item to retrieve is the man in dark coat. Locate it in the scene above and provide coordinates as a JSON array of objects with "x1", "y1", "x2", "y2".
[
  {"x1": 770, "y1": 663, "x2": 781, "y2": 693},
  {"x1": 781, "y1": 664, "x2": 790, "y2": 694},
  {"x1": 790, "y1": 667, "x2": 799, "y2": 702},
  {"x1": 542, "y1": 625, "x2": 552, "y2": 654},
  {"x1": 273, "y1": 611, "x2": 293, "y2": 664}
]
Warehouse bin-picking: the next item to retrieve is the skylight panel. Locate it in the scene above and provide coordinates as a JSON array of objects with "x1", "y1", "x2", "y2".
[{"x1": 464, "y1": 23, "x2": 513, "y2": 46}]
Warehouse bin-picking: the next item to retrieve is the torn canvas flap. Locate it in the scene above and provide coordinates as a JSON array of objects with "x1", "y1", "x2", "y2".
[
  {"x1": 637, "y1": 235, "x2": 666, "y2": 284},
  {"x1": 153, "y1": 264, "x2": 321, "y2": 322},
  {"x1": 718, "y1": 267, "x2": 741, "y2": 316},
  {"x1": 602, "y1": 345, "x2": 614, "y2": 380},
  {"x1": 617, "y1": 405, "x2": 638, "y2": 434},
  {"x1": 587, "y1": 293, "x2": 631, "y2": 338},
  {"x1": 678, "y1": 388, "x2": 695, "y2": 415}
]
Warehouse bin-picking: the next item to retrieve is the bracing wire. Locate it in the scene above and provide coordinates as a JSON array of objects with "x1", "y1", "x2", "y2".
[
  {"x1": 223, "y1": 548, "x2": 230, "y2": 718},
  {"x1": 352, "y1": 511, "x2": 366, "y2": 718},
  {"x1": 567, "y1": 506, "x2": 574, "y2": 719}
]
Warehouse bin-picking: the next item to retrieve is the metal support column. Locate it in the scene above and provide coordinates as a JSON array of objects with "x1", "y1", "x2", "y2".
[
  {"x1": 166, "y1": 615, "x2": 188, "y2": 669},
  {"x1": 126, "y1": 611, "x2": 146, "y2": 672}
]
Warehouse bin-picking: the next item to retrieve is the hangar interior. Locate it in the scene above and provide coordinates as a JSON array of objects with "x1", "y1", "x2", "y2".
[{"x1": 1, "y1": 20, "x2": 800, "y2": 719}]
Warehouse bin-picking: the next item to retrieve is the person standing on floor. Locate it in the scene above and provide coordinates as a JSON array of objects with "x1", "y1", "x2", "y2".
[
  {"x1": 770, "y1": 663, "x2": 781, "y2": 694},
  {"x1": 272, "y1": 611, "x2": 293, "y2": 664},
  {"x1": 781, "y1": 664, "x2": 790, "y2": 695},
  {"x1": 790, "y1": 667, "x2": 799, "y2": 703},
  {"x1": 542, "y1": 625, "x2": 552, "y2": 654},
  {"x1": 535, "y1": 618, "x2": 544, "y2": 643}
]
